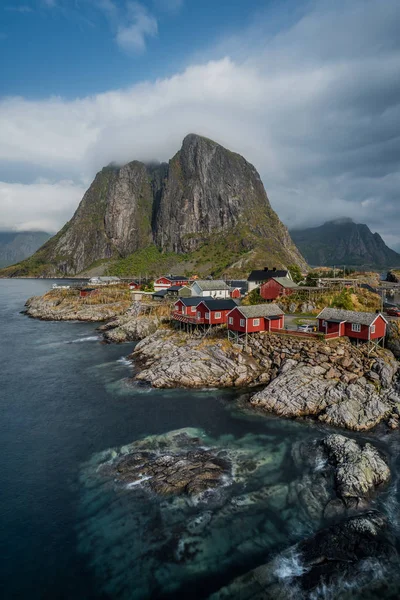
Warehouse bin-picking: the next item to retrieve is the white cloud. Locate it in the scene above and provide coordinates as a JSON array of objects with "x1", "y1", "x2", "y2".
[
  {"x1": 0, "y1": 0, "x2": 399, "y2": 247},
  {"x1": 0, "y1": 180, "x2": 85, "y2": 232},
  {"x1": 116, "y1": 2, "x2": 158, "y2": 52}
]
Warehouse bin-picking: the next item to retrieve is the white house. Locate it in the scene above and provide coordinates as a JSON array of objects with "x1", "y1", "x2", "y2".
[{"x1": 190, "y1": 279, "x2": 231, "y2": 299}]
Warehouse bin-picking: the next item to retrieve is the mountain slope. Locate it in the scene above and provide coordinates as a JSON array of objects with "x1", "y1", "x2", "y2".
[
  {"x1": 290, "y1": 218, "x2": 400, "y2": 268},
  {"x1": 1, "y1": 134, "x2": 306, "y2": 277},
  {"x1": 0, "y1": 231, "x2": 51, "y2": 268}
]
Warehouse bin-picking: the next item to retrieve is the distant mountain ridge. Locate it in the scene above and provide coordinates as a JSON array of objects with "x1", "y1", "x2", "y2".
[
  {"x1": 0, "y1": 134, "x2": 306, "y2": 277},
  {"x1": 0, "y1": 231, "x2": 51, "y2": 268},
  {"x1": 290, "y1": 219, "x2": 400, "y2": 268}
]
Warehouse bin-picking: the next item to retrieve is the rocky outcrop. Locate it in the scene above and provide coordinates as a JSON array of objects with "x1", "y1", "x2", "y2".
[
  {"x1": 132, "y1": 329, "x2": 400, "y2": 431},
  {"x1": 99, "y1": 314, "x2": 160, "y2": 342},
  {"x1": 291, "y1": 218, "x2": 400, "y2": 268},
  {"x1": 2, "y1": 134, "x2": 306, "y2": 277},
  {"x1": 250, "y1": 365, "x2": 394, "y2": 431},
  {"x1": 24, "y1": 291, "x2": 130, "y2": 322},
  {"x1": 132, "y1": 329, "x2": 263, "y2": 388},
  {"x1": 102, "y1": 443, "x2": 231, "y2": 497},
  {"x1": 322, "y1": 434, "x2": 390, "y2": 508}
]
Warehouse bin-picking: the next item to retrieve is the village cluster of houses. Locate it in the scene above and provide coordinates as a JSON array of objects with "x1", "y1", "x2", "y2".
[
  {"x1": 139, "y1": 268, "x2": 388, "y2": 345},
  {"x1": 78, "y1": 267, "x2": 388, "y2": 346}
]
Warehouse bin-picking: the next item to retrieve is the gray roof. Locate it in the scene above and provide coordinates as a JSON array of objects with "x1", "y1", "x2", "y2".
[
  {"x1": 237, "y1": 303, "x2": 284, "y2": 318},
  {"x1": 271, "y1": 277, "x2": 298, "y2": 289},
  {"x1": 192, "y1": 280, "x2": 230, "y2": 291},
  {"x1": 317, "y1": 307, "x2": 387, "y2": 326}
]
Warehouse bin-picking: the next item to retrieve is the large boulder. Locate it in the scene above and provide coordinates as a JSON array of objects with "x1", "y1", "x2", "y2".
[
  {"x1": 322, "y1": 434, "x2": 390, "y2": 508},
  {"x1": 250, "y1": 364, "x2": 392, "y2": 431}
]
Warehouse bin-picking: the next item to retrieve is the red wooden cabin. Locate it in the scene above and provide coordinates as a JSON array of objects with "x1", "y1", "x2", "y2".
[
  {"x1": 154, "y1": 275, "x2": 190, "y2": 291},
  {"x1": 260, "y1": 277, "x2": 298, "y2": 300},
  {"x1": 230, "y1": 288, "x2": 242, "y2": 299},
  {"x1": 227, "y1": 304, "x2": 285, "y2": 334},
  {"x1": 317, "y1": 308, "x2": 388, "y2": 341},
  {"x1": 196, "y1": 299, "x2": 237, "y2": 325},
  {"x1": 79, "y1": 288, "x2": 99, "y2": 298},
  {"x1": 172, "y1": 297, "x2": 213, "y2": 322},
  {"x1": 129, "y1": 281, "x2": 141, "y2": 290}
]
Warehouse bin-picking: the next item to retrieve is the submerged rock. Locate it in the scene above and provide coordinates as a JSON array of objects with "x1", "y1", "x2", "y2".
[
  {"x1": 103, "y1": 445, "x2": 231, "y2": 497},
  {"x1": 77, "y1": 427, "x2": 328, "y2": 599},
  {"x1": 211, "y1": 512, "x2": 398, "y2": 600},
  {"x1": 77, "y1": 426, "x2": 393, "y2": 599}
]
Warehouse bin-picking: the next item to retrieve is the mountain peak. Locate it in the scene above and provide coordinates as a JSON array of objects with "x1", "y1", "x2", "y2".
[
  {"x1": 1, "y1": 135, "x2": 306, "y2": 277},
  {"x1": 291, "y1": 220, "x2": 400, "y2": 268}
]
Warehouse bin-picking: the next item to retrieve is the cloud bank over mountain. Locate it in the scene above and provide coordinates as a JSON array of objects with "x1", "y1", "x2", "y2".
[{"x1": 0, "y1": 0, "x2": 399, "y2": 249}]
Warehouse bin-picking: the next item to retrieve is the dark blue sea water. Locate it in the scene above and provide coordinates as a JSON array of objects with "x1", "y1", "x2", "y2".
[{"x1": 1, "y1": 280, "x2": 400, "y2": 599}]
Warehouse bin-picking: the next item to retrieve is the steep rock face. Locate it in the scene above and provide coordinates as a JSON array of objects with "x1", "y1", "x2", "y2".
[
  {"x1": 36, "y1": 163, "x2": 158, "y2": 275},
  {"x1": 291, "y1": 218, "x2": 400, "y2": 268},
  {"x1": 154, "y1": 135, "x2": 302, "y2": 262},
  {"x1": 1, "y1": 134, "x2": 306, "y2": 276}
]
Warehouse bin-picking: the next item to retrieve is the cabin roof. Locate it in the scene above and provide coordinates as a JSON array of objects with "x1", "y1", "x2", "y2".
[
  {"x1": 198, "y1": 299, "x2": 237, "y2": 311},
  {"x1": 167, "y1": 285, "x2": 183, "y2": 292},
  {"x1": 158, "y1": 275, "x2": 187, "y2": 281},
  {"x1": 247, "y1": 269, "x2": 288, "y2": 282},
  {"x1": 236, "y1": 303, "x2": 284, "y2": 318},
  {"x1": 192, "y1": 279, "x2": 231, "y2": 291},
  {"x1": 270, "y1": 277, "x2": 298, "y2": 289},
  {"x1": 317, "y1": 307, "x2": 387, "y2": 326},
  {"x1": 176, "y1": 296, "x2": 213, "y2": 306},
  {"x1": 153, "y1": 289, "x2": 168, "y2": 298}
]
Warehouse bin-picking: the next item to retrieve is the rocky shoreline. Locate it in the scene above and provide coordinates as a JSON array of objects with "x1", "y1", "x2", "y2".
[
  {"x1": 24, "y1": 293, "x2": 130, "y2": 321},
  {"x1": 131, "y1": 328, "x2": 400, "y2": 432},
  {"x1": 23, "y1": 291, "x2": 400, "y2": 433}
]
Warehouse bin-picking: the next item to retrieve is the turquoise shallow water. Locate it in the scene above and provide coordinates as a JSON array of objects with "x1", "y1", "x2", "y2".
[{"x1": 1, "y1": 279, "x2": 400, "y2": 599}]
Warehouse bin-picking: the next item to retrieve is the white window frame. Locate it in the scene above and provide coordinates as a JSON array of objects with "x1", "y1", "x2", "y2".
[
  {"x1": 351, "y1": 323, "x2": 361, "y2": 332},
  {"x1": 322, "y1": 320, "x2": 327, "y2": 327},
  {"x1": 215, "y1": 312, "x2": 221, "y2": 319},
  {"x1": 205, "y1": 312, "x2": 210, "y2": 319},
  {"x1": 240, "y1": 318, "x2": 245, "y2": 327},
  {"x1": 228, "y1": 316, "x2": 233, "y2": 325},
  {"x1": 253, "y1": 318, "x2": 260, "y2": 326},
  {"x1": 197, "y1": 311, "x2": 201, "y2": 319},
  {"x1": 191, "y1": 306, "x2": 196, "y2": 312},
  {"x1": 370, "y1": 324, "x2": 376, "y2": 334}
]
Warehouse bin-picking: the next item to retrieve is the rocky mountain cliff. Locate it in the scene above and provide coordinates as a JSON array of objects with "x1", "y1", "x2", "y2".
[
  {"x1": 290, "y1": 218, "x2": 400, "y2": 268},
  {"x1": 0, "y1": 231, "x2": 51, "y2": 268},
  {"x1": 1, "y1": 134, "x2": 306, "y2": 277}
]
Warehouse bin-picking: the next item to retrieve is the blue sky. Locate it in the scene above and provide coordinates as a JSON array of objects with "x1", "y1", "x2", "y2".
[
  {"x1": 1, "y1": 0, "x2": 276, "y2": 98},
  {"x1": 1, "y1": 0, "x2": 400, "y2": 252}
]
